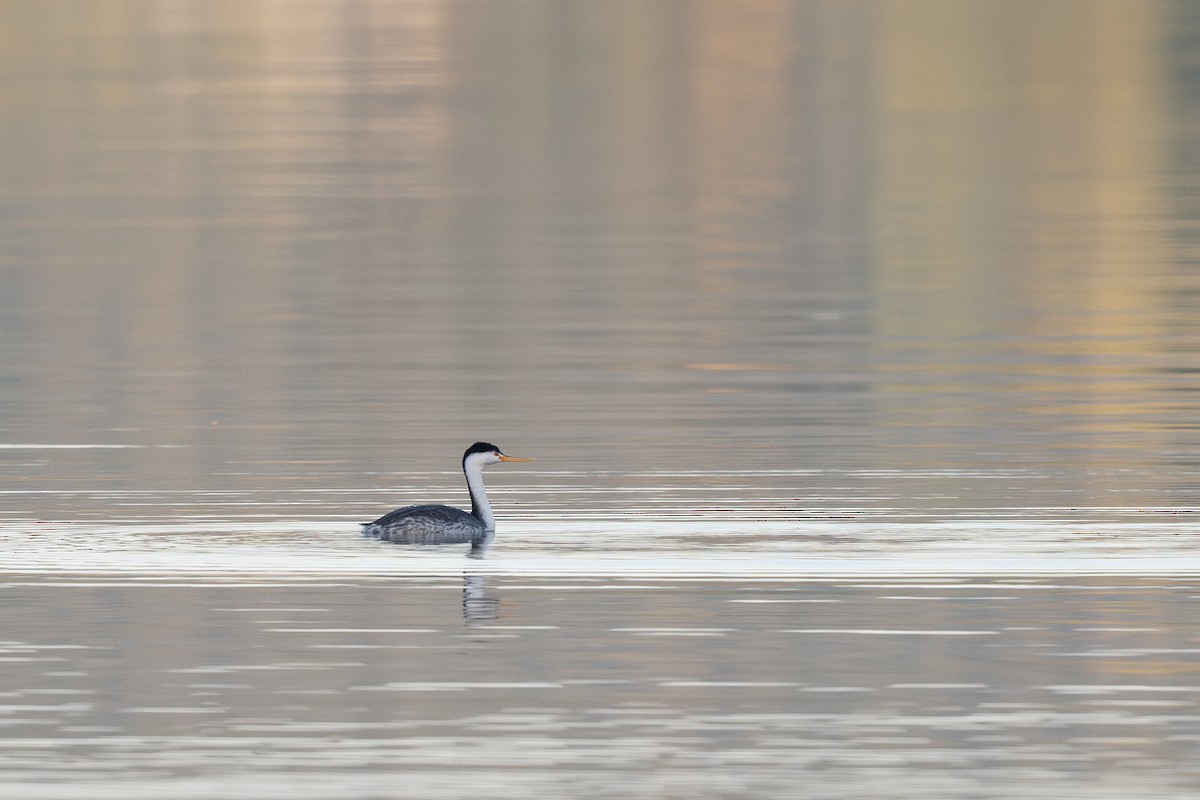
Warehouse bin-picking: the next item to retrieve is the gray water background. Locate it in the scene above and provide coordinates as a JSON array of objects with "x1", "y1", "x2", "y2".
[{"x1": 2, "y1": 2, "x2": 1200, "y2": 797}]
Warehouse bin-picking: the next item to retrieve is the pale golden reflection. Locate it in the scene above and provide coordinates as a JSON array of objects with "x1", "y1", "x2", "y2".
[{"x1": 867, "y1": 0, "x2": 1184, "y2": 481}]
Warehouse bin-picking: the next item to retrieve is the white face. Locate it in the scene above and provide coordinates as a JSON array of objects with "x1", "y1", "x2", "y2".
[
  {"x1": 466, "y1": 449, "x2": 504, "y2": 470},
  {"x1": 465, "y1": 447, "x2": 531, "y2": 471}
]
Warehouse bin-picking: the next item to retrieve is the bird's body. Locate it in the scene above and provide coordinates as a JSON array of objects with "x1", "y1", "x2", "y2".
[
  {"x1": 363, "y1": 504, "x2": 485, "y2": 543},
  {"x1": 362, "y1": 442, "x2": 531, "y2": 544}
]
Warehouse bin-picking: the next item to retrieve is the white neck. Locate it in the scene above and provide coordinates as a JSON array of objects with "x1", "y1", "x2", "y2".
[{"x1": 464, "y1": 459, "x2": 495, "y2": 530}]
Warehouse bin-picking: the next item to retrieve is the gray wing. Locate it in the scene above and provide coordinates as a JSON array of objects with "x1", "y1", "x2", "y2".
[{"x1": 361, "y1": 504, "x2": 485, "y2": 544}]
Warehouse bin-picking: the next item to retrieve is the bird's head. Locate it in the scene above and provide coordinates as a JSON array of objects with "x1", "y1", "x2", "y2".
[{"x1": 463, "y1": 441, "x2": 534, "y2": 469}]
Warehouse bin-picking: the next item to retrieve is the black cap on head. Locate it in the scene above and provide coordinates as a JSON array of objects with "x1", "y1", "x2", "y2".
[{"x1": 463, "y1": 442, "x2": 500, "y2": 462}]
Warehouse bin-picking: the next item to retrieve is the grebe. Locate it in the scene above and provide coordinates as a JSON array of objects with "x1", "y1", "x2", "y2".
[{"x1": 362, "y1": 442, "x2": 532, "y2": 543}]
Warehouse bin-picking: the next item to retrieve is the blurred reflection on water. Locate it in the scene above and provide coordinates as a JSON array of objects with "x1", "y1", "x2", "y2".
[
  {"x1": 2, "y1": 3, "x2": 1200, "y2": 797},
  {"x1": 0, "y1": 0, "x2": 1198, "y2": 508}
]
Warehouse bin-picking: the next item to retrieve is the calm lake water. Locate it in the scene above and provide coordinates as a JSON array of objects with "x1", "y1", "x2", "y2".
[{"x1": 2, "y1": 1, "x2": 1200, "y2": 797}]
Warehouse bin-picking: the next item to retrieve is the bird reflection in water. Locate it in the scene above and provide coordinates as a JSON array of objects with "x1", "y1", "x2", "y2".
[
  {"x1": 462, "y1": 574, "x2": 499, "y2": 622},
  {"x1": 365, "y1": 527, "x2": 500, "y2": 622}
]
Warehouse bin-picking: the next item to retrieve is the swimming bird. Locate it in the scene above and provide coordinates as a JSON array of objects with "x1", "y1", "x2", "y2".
[{"x1": 361, "y1": 442, "x2": 532, "y2": 543}]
